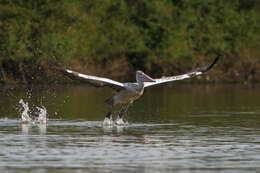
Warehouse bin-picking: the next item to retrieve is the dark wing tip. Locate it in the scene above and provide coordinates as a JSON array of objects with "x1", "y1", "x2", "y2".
[{"x1": 196, "y1": 55, "x2": 221, "y2": 73}]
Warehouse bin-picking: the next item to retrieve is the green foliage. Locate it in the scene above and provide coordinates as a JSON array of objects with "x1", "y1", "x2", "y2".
[{"x1": 0, "y1": 0, "x2": 259, "y2": 68}]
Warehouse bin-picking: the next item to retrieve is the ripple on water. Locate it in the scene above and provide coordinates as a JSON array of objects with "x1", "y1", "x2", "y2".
[
  {"x1": 1, "y1": 84, "x2": 260, "y2": 173},
  {"x1": 0, "y1": 118, "x2": 260, "y2": 173}
]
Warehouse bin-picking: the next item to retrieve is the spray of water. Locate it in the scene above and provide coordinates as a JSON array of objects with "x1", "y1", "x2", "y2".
[
  {"x1": 103, "y1": 117, "x2": 129, "y2": 127},
  {"x1": 19, "y1": 99, "x2": 32, "y2": 124},
  {"x1": 103, "y1": 117, "x2": 114, "y2": 126},
  {"x1": 36, "y1": 106, "x2": 47, "y2": 124},
  {"x1": 19, "y1": 99, "x2": 47, "y2": 124}
]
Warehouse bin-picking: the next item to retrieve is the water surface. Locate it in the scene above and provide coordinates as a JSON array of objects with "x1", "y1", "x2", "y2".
[{"x1": 0, "y1": 84, "x2": 260, "y2": 173}]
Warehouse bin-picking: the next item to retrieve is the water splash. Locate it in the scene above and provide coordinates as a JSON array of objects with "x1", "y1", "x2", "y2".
[
  {"x1": 103, "y1": 117, "x2": 128, "y2": 127},
  {"x1": 19, "y1": 99, "x2": 32, "y2": 124},
  {"x1": 115, "y1": 117, "x2": 127, "y2": 126},
  {"x1": 19, "y1": 99, "x2": 47, "y2": 124},
  {"x1": 103, "y1": 117, "x2": 113, "y2": 126},
  {"x1": 36, "y1": 106, "x2": 47, "y2": 124}
]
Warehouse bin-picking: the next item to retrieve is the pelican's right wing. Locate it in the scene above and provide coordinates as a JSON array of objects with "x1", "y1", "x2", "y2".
[
  {"x1": 144, "y1": 55, "x2": 220, "y2": 88},
  {"x1": 65, "y1": 69, "x2": 125, "y2": 88}
]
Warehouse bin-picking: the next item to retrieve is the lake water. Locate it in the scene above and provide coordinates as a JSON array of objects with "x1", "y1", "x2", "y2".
[{"x1": 0, "y1": 84, "x2": 260, "y2": 173}]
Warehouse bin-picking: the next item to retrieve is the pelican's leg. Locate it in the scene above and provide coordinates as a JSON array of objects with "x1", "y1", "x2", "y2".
[
  {"x1": 118, "y1": 104, "x2": 130, "y2": 118},
  {"x1": 105, "y1": 110, "x2": 112, "y2": 119},
  {"x1": 103, "y1": 106, "x2": 114, "y2": 126},
  {"x1": 115, "y1": 103, "x2": 130, "y2": 125}
]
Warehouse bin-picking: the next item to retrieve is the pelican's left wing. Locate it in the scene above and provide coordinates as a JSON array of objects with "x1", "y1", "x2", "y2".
[
  {"x1": 144, "y1": 55, "x2": 220, "y2": 88},
  {"x1": 65, "y1": 69, "x2": 125, "y2": 88}
]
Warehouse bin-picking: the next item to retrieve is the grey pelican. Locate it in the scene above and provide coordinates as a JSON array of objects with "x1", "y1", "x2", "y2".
[{"x1": 64, "y1": 55, "x2": 220, "y2": 125}]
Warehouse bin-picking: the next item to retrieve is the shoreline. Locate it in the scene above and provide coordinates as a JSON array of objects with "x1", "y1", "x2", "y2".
[{"x1": 1, "y1": 56, "x2": 260, "y2": 85}]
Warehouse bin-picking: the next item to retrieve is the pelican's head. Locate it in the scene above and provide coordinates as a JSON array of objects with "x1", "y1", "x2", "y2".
[{"x1": 136, "y1": 71, "x2": 155, "y2": 84}]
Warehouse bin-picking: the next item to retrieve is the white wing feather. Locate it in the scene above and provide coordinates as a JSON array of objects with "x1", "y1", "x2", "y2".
[
  {"x1": 144, "y1": 71, "x2": 202, "y2": 88},
  {"x1": 66, "y1": 69, "x2": 125, "y2": 88},
  {"x1": 144, "y1": 55, "x2": 220, "y2": 88},
  {"x1": 65, "y1": 55, "x2": 220, "y2": 89}
]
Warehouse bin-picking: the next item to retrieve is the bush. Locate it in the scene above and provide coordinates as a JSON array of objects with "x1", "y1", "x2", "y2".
[{"x1": 0, "y1": 0, "x2": 259, "y2": 82}]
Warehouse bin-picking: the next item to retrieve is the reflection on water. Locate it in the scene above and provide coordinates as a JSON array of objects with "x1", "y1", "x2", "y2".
[
  {"x1": 21, "y1": 123, "x2": 47, "y2": 135},
  {"x1": 1, "y1": 84, "x2": 260, "y2": 173},
  {"x1": 21, "y1": 123, "x2": 30, "y2": 134}
]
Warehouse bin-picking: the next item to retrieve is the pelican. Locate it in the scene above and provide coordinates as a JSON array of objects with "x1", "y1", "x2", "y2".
[{"x1": 63, "y1": 55, "x2": 220, "y2": 125}]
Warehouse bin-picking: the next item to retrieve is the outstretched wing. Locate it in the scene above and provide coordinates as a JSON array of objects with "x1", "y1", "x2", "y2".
[
  {"x1": 144, "y1": 55, "x2": 220, "y2": 88},
  {"x1": 65, "y1": 69, "x2": 125, "y2": 88}
]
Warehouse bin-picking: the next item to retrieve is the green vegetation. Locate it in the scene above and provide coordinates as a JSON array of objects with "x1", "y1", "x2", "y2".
[{"x1": 0, "y1": 0, "x2": 259, "y2": 83}]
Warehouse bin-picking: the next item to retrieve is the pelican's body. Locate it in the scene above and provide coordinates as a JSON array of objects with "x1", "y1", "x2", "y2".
[
  {"x1": 63, "y1": 55, "x2": 220, "y2": 125},
  {"x1": 109, "y1": 71, "x2": 152, "y2": 106},
  {"x1": 113, "y1": 84, "x2": 144, "y2": 105}
]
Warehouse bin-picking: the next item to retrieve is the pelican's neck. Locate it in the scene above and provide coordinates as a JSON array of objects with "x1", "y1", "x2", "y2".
[
  {"x1": 136, "y1": 71, "x2": 154, "y2": 89},
  {"x1": 137, "y1": 80, "x2": 144, "y2": 89}
]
